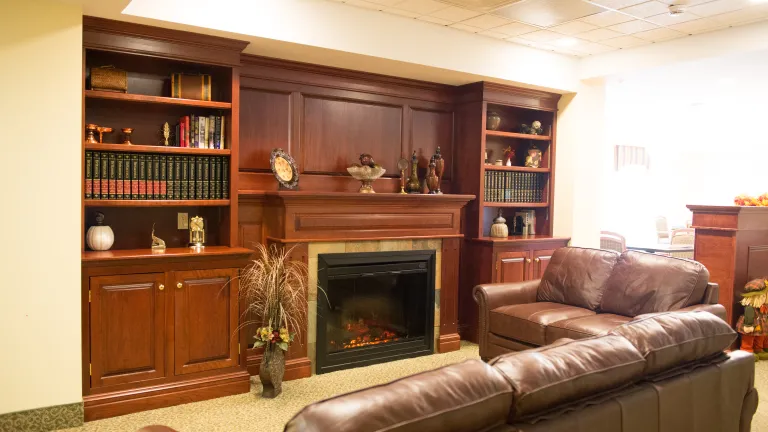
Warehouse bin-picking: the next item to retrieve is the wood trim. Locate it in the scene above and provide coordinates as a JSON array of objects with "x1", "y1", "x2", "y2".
[
  {"x1": 246, "y1": 355, "x2": 312, "y2": 381},
  {"x1": 84, "y1": 90, "x2": 233, "y2": 109},
  {"x1": 84, "y1": 142, "x2": 231, "y2": 156},
  {"x1": 438, "y1": 334, "x2": 461, "y2": 353},
  {"x1": 83, "y1": 16, "x2": 248, "y2": 66},
  {"x1": 82, "y1": 246, "x2": 252, "y2": 265}
]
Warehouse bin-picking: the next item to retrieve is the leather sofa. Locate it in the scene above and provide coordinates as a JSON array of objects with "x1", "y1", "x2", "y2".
[
  {"x1": 473, "y1": 247, "x2": 726, "y2": 360},
  {"x1": 285, "y1": 311, "x2": 757, "y2": 432}
]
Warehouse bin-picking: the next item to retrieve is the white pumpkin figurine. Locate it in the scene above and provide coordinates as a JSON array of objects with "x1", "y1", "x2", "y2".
[{"x1": 87, "y1": 211, "x2": 114, "y2": 251}]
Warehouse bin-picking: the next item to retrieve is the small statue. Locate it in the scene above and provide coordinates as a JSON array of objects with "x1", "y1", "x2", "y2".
[
  {"x1": 503, "y1": 146, "x2": 515, "y2": 167},
  {"x1": 520, "y1": 120, "x2": 543, "y2": 135},
  {"x1": 426, "y1": 156, "x2": 439, "y2": 194},
  {"x1": 359, "y1": 153, "x2": 376, "y2": 168},
  {"x1": 189, "y1": 216, "x2": 205, "y2": 248},
  {"x1": 406, "y1": 151, "x2": 421, "y2": 194},
  {"x1": 737, "y1": 278, "x2": 768, "y2": 361},
  {"x1": 151, "y1": 224, "x2": 166, "y2": 251},
  {"x1": 433, "y1": 147, "x2": 445, "y2": 194},
  {"x1": 163, "y1": 122, "x2": 170, "y2": 146},
  {"x1": 525, "y1": 143, "x2": 542, "y2": 168}
]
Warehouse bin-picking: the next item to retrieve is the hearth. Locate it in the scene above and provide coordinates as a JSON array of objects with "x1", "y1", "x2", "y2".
[{"x1": 316, "y1": 250, "x2": 435, "y2": 374}]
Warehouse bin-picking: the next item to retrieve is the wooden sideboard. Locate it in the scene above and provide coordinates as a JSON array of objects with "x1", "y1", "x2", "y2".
[{"x1": 688, "y1": 205, "x2": 768, "y2": 327}]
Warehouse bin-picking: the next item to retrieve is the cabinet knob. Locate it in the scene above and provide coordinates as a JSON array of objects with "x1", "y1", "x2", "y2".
[
  {"x1": 176, "y1": 282, "x2": 183, "y2": 289},
  {"x1": 535, "y1": 258, "x2": 540, "y2": 263},
  {"x1": 526, "y1": 258, "x2": 531, "y2": 263},
  {"x1": 158, "y1": 284, "x2": 165, "y2": 291}
]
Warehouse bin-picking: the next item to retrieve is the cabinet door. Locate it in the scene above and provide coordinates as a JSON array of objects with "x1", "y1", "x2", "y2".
[
  {"x1": 173, "y1": 268, "x2": 239, "y2": 375},
  {"x1": 89, "y1": 273, "x2": 167, "y2": 388},
  {"x1": 495, "y1": 251, "x2": 530, "y2": 283},
  {"x1": 533, "y1": 249, "x2": 556, "y2": 279}
]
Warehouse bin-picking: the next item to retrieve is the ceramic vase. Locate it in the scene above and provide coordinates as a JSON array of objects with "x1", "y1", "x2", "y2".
[
  {"x1": 426, "y1": 157, "x2": 439, "y2": 194},
  {"x1": 490, "y1": 210, "x2": 508, "y2": 238},
  {"x1": 487, "y1": 111, "x2": 502, "y2": 131},
  {"x1": 259, "y1": 348, "x2": 285, "y2": 398},
  {"x1": 86, "y1": 212, "x2": 114, "y2": 251}
]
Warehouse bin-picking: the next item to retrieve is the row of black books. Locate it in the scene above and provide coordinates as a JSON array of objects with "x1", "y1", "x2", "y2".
[
  {"x1": 484, "y1": 171, "x2": 546, "y2": 203},
  {"x1": 84, "y1": 151, "x2": 229, "y2": 200}
]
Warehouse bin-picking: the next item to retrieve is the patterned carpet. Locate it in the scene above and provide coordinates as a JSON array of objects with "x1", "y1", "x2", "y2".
[{"x1": 59, "y1": 343, "x2": 768, "y2": 432}]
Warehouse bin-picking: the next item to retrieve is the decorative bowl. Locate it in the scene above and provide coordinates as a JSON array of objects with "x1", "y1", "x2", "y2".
[{"x1": 347, "y1": 165, "x2": 386, "y2": 193}]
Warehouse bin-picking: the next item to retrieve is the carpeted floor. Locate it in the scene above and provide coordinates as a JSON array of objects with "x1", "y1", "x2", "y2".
[{"x1": 60, "y1": 343, "x2": 768, "y2": 432}]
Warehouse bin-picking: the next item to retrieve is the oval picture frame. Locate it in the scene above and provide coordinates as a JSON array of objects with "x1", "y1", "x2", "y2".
[{"x1": 270, "y1": 148, "x2": 299, "y2": 189}]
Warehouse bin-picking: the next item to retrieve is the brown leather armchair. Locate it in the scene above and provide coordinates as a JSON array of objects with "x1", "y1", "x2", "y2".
[{"x1": 474, "y1": 247, "x2": 725, "y2": 360}]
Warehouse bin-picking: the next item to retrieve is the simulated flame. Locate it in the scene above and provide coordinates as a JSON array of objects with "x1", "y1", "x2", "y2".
[{"x1": 329, "y1": 319, "x2": 402, "y2": 350}]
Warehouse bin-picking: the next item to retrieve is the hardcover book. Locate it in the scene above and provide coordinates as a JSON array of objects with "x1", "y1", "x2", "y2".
[
  {"x1": 208, "y1": 115, "x2": 215, "y2": 149},
  {"x1": 167, "y1": 156, "x2": 175, "y2": 200},
  {"x1": 214, "y1": 157, "x2": 221, "y2": 199},
  {"x1": 153, "y1": 155, "x2": 161, "y2": 199},
  {"x1": 190, "y1": 115, "x2": 197, "y2": 148},
  {"x1": 92, "y1": 152, "x2": 101, "y2": 200},
  {"x1": 159, "y1": 155, "x2": 167, "y2": 199},
  {"x1": 222, "y1": 157, "x2": 229, "y2": 199},
  {"x1": 131, "y1": 154, "x2": 139, "y2": 200},
  {"x1": 180, "y1": 156, "x2": 189, "y2": 200},
  {"x1": 101, "y1": 152, "x2": 109, "y2": 199},
  {"x1": 199, "y1": 116, "x2": 206, "y2": 149},
  {"x1": 221, "y1": 116, "x2": 226, "y2": 149},
  {"x1": 196, "y1": 156, "x2": 203, "y2": 198},
  {"x1": 108, "y1": 153, "x2": 117, "y2": 200},
  {"x1": 139, "y1": 154, "x2": 148, "y2": 200},
  {"x1": 202, "y1": 156, "x2": 210, "y2": 199},
  {"x1": 85, "y1": 151, "x2": 93, "y2": 199},
  {"x1": 188, "y1": 156, "x2": 196, "y2": 199},
  {"x1": 214, "y1": 116, "x2": 222, "y2": 149},
  {"x1": 116, "y1": 154, "x2": 124, "y2": 200}
]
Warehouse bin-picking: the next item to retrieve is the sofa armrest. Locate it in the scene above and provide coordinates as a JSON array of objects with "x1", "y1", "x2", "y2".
[
  {"x1": 703, "y1": 282, "x2": 720, "y2": 304},
  {"x1": 473, "y1": 280, "x2": 540, "y2": 360},
  {"x1": 679, "y1": 303, "x2": 727, "y2": 322}
]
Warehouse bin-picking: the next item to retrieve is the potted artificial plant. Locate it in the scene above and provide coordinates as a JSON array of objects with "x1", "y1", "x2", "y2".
[{"x1": 239, "y1": 243, "x2": 308, "y2": 398}]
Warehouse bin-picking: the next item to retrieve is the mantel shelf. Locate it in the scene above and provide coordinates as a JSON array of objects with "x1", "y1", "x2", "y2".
[
  {"x1": 82, "y1": 246, "x2": 252, "y2": 265},
  {"x1": 85, "y1": 90, "x2": 232, "y2": 109},
  {"x1": 85, "y1": 143, "x2": 231, "y2": 156},
  {"x1": 485, "y1": 130, "x2": 551, "y2": 141}
]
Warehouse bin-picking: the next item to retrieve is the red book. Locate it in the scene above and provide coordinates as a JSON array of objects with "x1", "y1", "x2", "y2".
[
  {"x1": 179, "y1": 118, "x2": 186, "y2": 147},
  {"x1": 184, "y1": 116, "x2": 190, "y2": 148}
]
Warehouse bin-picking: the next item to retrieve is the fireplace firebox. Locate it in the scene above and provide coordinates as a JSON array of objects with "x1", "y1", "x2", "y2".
[{"x1": 316, "y1": 250, "x2": 435, "y2": 374}]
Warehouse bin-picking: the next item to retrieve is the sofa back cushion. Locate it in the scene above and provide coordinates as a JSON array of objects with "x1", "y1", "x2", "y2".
[
  {"x1": 284, "y1": 360, "x2": 513, "y2": 432},
  {"x1": 609, "y1": 311, "x2": 736, "y2": 375},
  {"x1": 489, "y1": 335, "x2": 645, "y2": 422},
  {"x1": 599, "y1": 251, "x2": 710, "y2": 317},
  {"x1": 536, "y1": 247, "x2": 620, "y2": 311}
]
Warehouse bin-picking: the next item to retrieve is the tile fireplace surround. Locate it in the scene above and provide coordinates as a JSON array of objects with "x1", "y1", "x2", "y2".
[{"x1": 240, "y1": 191, "x2": 475, "y2": 379}]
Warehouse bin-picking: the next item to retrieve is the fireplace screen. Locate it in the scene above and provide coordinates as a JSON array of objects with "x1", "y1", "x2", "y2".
[{"x1": 316, "y1": 250, "x2": 435, "y2": 374}]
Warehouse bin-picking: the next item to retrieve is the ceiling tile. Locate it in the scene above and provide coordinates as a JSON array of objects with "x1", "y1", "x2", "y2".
[
  {"x1": 493, "y1": 0, "x2": 606, "y2": 28},
  {"x1": 460, "y1": 14, "x2": 511, "y2": 29},
  {"x1": 478, "y1": 30, "x2": 512, "y2": 38},
  {"x1": 687, "y1": 0, "x2": 752, "y2": 17},
  {"x1": 450, "y1": 22, "x2": 483, "y2": 32},
  {"x1": 577, "y1": 41, "x2": 620, "y2": 54},
  {"x1": 601, "y1": 35, "x2": 649, "y2": 48},
  {"x1": 576, "y1": 27, "x2": 625, "y2": 41},
  {"x1": 392, "y1": 0, "x2": 449, "y2": 14},
  {"x1": 493, "y1": 21, "x2": 541, "y2": 36},
  {"x1": 361, "y1": 0, "x2": 403, "y2": 6},
  {"x1": 549, "y1": 20, "x2": 599, "y2": 35},
  {"x1": 647, "y1": 11, "x2": 702, "y2": 25},
  {"x1": 418, "y1": 15, "x2": 455, "y2": 24},
  {"x1": 620, "y1": 1, "x2": 670, "y2": 18},
  {"x1": 607, "y1": 19, "x2": 659, "y2": 33},
  {"x1": 343, "y1": 0, "x2": 385, "y2": 10},
  {"x1": 668, "y1": 16, "x2": 730, "y2": 33},
  {"x1": 579, "y1": 10, "x2": 635, "y2": 26},
  {"x1": 439, "y1": 0, "x2": 526, "y2": 12},
  {"x1": 656, "y1": 0, "x2": 712, "y2": 5},
  {"x1": 632, "y1": 26, "x2": 685, "y2": 41},
  {"x1": 712, "y1": 6, "x2": 768, "y2": 26},
  {"x1": 517, "y1": 29, "x2": 563, "y2": 42},
  {"x1": 382, "y1": 7, "x2": 422, "y2": 17},
  {"x1": 588, "y1": 0, "x2": 647, "y2": 9},
  {"x1": 428, "y1": 6, "x2": 483, "y2": 21}
]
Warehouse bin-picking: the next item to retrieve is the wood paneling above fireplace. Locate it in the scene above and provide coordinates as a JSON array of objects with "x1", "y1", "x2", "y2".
[{"x1": 238, "y1": 55, "x2": 455, "y2": 193}]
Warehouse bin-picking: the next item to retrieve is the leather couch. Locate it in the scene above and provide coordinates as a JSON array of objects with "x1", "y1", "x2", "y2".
[
  {"x1": 285, "y1": 311, "x2": 757, "y2": 432},
  {"x1": 473, "y1": 247, "x2": 726, "y2": 360}
]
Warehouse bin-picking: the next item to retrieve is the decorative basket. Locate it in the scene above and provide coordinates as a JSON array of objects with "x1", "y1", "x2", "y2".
[{"x1": 90, "y1": 66, "x2": 127, "y2": 93}]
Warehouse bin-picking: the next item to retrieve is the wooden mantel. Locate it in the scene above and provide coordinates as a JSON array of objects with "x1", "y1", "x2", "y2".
[
  {"x1": 688, "y1": 205, "x2": 768, "y2": 327},
  {"x1": 240, "y1": 191, "x2": 475, "y2": 243}
]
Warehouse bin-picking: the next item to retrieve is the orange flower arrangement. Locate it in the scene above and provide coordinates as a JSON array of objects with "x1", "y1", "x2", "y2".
[{"x1": 734, "y1": 193, "x2": 768, "y2": 207}]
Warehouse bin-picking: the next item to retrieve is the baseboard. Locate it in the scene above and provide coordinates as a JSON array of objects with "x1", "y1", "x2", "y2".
[
  {"x1": 438, "y1": 333, "x2": 461, "y2": 353},
  {"x1": 247, "y1": 355, "x2": 312, "y2": 381},
  {"x1": 84, "y1": 370, "x2": 250, "y2": 421},
  {"x1": 458, "y1": 325, "x2": 479, "y2": 344},
  {"x1": 0, "y1": 402, "x2": 83, "y2": 431}
]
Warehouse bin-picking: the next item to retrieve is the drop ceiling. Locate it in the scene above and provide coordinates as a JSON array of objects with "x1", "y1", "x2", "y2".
[{"x1": 328, "y1": 0, "x2": 768, "y2": 56}]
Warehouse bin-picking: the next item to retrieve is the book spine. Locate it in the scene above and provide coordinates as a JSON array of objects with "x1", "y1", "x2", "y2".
[
  {"x1": 92, "y1": 152, "x2": 101, "y2": 199},
  {"x1": 196, "y1": 156, "x2": 203, "y2": 198},
  {"x1": 215, "y1": 157, "x2": 222, "y2": 199},
  {"x1": 185, "y1": 116, "x2": 190, "y2": 148},
  {"x1": 153, "y1": 155, "x2": 161, "y2": 199},
  {"x1": 85, "y1": 151, "x2": 93, "y2": 199},
  {"x1": 139, "y1": 155, "x2": 147, "y2": 200},
  {"x1": 175, "y1": 156, "x2": 182, "y2": 200},
  {"x1": 175, "y1": 124, "x2": 180, "y2": 147},
  {"x1": 215, "y1": 115, "x2": 221, "y2": 149},
  {"x1": 208, "y1": 115, "x2": 215, "y2": 149},
  {"x1": 203, "y1": 156, "x2": 210, "y2": 199},
  {"x1": 147, "y1": 154, "x2": 155, "y2": 199},
  {"x1": 221, "y1": 116, "x2": 226, "y2": 149},
  {"x1": 160, "y1": 155, "x2": 167, "y2": 199},
  {"x1": 513, "y1": 172, "x2": 520, "y2": 203},
  {"x1": 167, "y1": 156, "x2": 175, "y2": 200},
  {"x1": 180, "y1": 156, "x2": 189, "y2": 200},
  {"x1": 490, "y1": 172, "x2": 496, "y2": 202},
  {"x1": 199, "y1": 116, "x2": 206, "y2": 149},
  {"x1": 222, "y1": 157, "x2": 229, "y2": 199},
  {"x1": 108, "y1": 153, "x2": 117, "y2": 199},
  {"x1": 131, "y1": 155, "x2": 139, "y2": 200},
  {"x1": 188, "y1": 156, "x2": 196, "y2": 199},
  {"x1": 116, "y1": 154, "x2": 124, "y2": 200},
  {"x1": 483, "y1": 171, "x2": 488, "y2": 202},
  {"x1": 505, "y1": 172, "x2": 510, "y2": 203}
]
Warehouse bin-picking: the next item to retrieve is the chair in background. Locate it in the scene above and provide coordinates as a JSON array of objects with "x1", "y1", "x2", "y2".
[
  {"x1": 656, "y1": 216, "x2": 670, "y2": 243},
  {"x1": 670, "y1": 228, "x2": 695, "y2": 259},
  {"x1": 600, "y1": 231, "x2": 626, "y2": 253}
]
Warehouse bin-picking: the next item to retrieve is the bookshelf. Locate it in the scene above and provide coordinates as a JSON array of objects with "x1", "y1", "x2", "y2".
[
  {"x1": 453, "y1": 82, "x2": 571, "y2": 342},
  {"x1": 85, "y1": 90, "x2": 233, "y2": 109},
  {"x1": 85, "y1": 143, "x2": 231, "y2": 156}
]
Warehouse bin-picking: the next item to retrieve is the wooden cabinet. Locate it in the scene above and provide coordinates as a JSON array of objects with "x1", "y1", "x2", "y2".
[
  {"x1": 89, "y1": 273, "x2": 167, "y2": 388},
  {"x1": 174, "y1": 269, "x2": 240, "y2": 375},
  {"x1": 532, "y1": 249, "x2": 556, "y2": 280},
  {"x1": 495, "y1": 251, "x2": 529, "y2": 283}
]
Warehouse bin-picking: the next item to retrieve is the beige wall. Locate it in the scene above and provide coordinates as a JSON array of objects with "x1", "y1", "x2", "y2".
[{"x1": 0, "y1": 0, "x2": 83, "y2": 414}]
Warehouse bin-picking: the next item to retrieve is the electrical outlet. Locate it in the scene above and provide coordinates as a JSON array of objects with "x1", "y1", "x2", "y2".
[{"x1": 178, "y1": 213, "x2": 189, "y2": 230}]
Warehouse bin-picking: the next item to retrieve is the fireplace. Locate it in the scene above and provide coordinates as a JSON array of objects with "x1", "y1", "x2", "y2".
[{"x1": 316, "y1": 250, "x2": 435, "y2": 374}]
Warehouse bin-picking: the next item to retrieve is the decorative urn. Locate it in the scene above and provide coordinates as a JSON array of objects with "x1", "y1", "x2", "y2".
[
  {"x1": 490, "y1": 209, "x2": 509, "y2": 238},
  {"x1": 86, "y1": 212, "x2": 115, "y2": 251}
]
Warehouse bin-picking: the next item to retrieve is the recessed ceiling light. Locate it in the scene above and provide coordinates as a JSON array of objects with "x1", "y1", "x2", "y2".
[
  {"x1": 555, "y1": 37, "x2": 579, "y2": 47},
  {"x1": 668, "y1": 4, "x2": 686, "y2": 16}
]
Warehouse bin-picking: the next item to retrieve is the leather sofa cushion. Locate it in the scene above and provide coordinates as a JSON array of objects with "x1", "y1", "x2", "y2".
[
  {"x1": 609, "y1": 311, "x2": 736, "y2": 375},
  {"x1": 537, "y1": 247, "x2": 620, "y2": 311},
  {"x1": 489, "y1": 335, "x2": 645, "y2": 422},
  {"x1": 545, "y1": 314, "x2": 631, "y2": 344},
  {"x1": 284, "y1": 360, "x2": 513, "y2": 432},
  {"x1": 599, "y1": 251, "x2": 710, "y2": 317},
  {"x1": 490, "y1": 302, "x2": 595, "y2": 346}
]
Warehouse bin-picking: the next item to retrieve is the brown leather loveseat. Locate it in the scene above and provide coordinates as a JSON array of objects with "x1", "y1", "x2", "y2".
[
  {"x1": 285, "y1": 311, "x2": 757, "y2": 432},
  {"x1": 474, "y1": 247, "x2": 725, "y2": 360}
]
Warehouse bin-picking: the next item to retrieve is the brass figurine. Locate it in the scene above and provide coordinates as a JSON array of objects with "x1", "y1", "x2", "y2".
[
  {"x1": 151, "y1": 224, "x2": 166, "y2": 252},
  {"x1": 397, "y1": 158, "x2": 409, "y2": 194},
  {"x1": 426, "y1": 156, "x2": 439, "y2": 194},
  {"x1": 121, "y1": 128, "x2": 133, "y2": 145},
  {"x1": 163, "y1": 122, "x2": 170, "y2": 146},
  {"x1": 433, "y1": 147, "x2": 445, "y2": 194},
  {"x1": 97, "y1": 126, "x2": 113, "y2": 144},
  {"x1": 406, "y1": 151, "x2": 421, "y2": 194},
  {"x1": 189, "y1": 216, "x2": 205, "y2": 248},
  {"x1": 86, "y1": 124, "x2": 98, "y2": 144}
]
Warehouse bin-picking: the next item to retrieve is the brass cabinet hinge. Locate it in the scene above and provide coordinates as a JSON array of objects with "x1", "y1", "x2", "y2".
[
  {"x1": 89, "y1": 363, "x2": 92, "y2": 376},
  {"x1": 88, "y1": 290, "x2": 91, "y2": 303},
  {"x1": 238, "y1": 343, "x2": 241, "y2": 355}
]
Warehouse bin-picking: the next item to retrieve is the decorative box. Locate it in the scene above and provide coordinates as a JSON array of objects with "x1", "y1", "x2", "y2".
[
  {"x1": 90, "y1": 66, "x2": 127, "y2": 93},
  {"x1": 171, "y1": 73, "x2": 212, "y2": 101}
]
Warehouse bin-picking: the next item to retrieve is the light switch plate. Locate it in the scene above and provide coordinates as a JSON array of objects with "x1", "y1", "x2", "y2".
[{"x1": 178, "y1": 213, "x2": 189, "y2": 230}]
